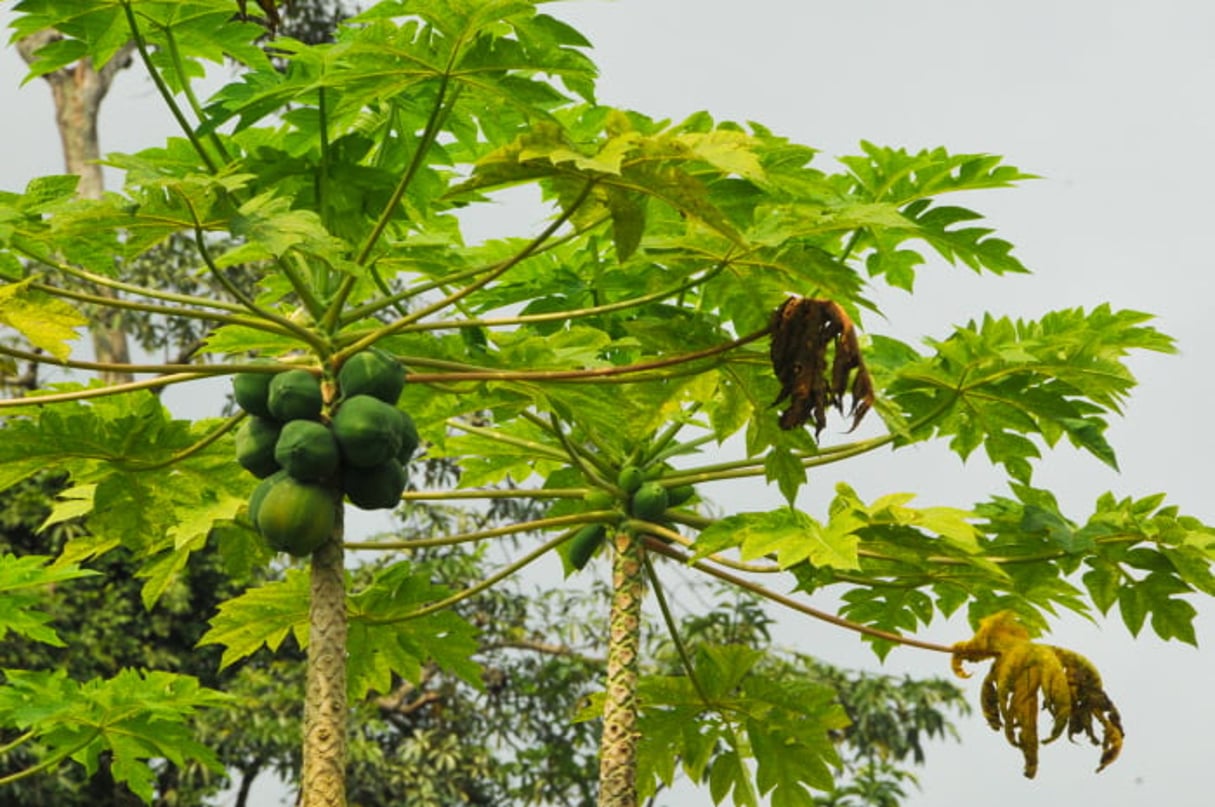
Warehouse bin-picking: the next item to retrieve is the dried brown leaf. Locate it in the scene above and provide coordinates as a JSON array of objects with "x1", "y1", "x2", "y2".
[{"x1": 768, "y1": 297, "x2": 874, "y2": 435}]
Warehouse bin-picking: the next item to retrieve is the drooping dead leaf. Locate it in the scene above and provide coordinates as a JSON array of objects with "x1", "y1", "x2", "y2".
[
  {"x1": 768, "y1": 297, "x2": 874, "y2": 435},
  {"x1": 951, "y1": 611, "x2": 1124, "y2": 778},
  {"x1": 1051, "y1": 646, "x2": 1125, "y2": 773}
]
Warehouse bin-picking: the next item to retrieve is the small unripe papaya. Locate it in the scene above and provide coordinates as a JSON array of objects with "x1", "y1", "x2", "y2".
[
  {"x1": 233, "y1": 371, "x2": 275, "y2": 418},
  {"x1": 667, "y1": 484, "x2": 696, "y2": 507},
  {"x1": 395, "y1": 409, "x2": 420, "y2": 464},
  {"x1": 338, "y1": 348, "x2": 405, "y2": 404},
  {"x1": 584, "y1": 488, "x2": 616, "y2": 511},
  {"x1": 267, "y1": 369, "x2": 323, "y2": 421},
  {"x1": 617, "y1": 466, "x2": 644, "y2": 494},
  {"x1": 567, "y1": 524, "x2": 607, "y2": 571},
  {"x1": 342, "y1": 459, "x2": 408, "y2": 510},
  {"x1": 274, "y1": 420, "x2": 339, "y2": 482},
  {"x1": 235, "y1": 417, "x2": 282, "y2": 479},
  {"x1": 630, "y1": 481, "x2": 669, "y2": 521},
  {"x1": 332, "y1": 395, "x2": 404, "y2": 468}
]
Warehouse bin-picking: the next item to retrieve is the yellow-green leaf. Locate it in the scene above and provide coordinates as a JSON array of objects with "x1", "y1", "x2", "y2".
[
  {"x1": 695, "y1": 508, "x2": 860, "y2": 570},
  {"x1": 0, "y1": 279, "x2": 86, "y2": 360}
]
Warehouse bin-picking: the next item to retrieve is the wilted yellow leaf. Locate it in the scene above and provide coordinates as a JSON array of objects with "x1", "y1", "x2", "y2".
[{"x1": 951, "y1": 611, "x2": 1123, "y2": 778}]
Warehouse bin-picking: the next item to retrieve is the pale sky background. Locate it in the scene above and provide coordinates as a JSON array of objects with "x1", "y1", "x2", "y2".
[{"x1": 3, "y1": 1, "x2": 1215, "y2": 806}]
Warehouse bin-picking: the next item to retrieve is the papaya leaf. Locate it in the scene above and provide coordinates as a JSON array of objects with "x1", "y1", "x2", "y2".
[
  {"x1": 694, "y1": 509, "x2": 860, "y2": 570},
  {"x1": 198, "y1": 569, "x2": 312, "y2": 669},
  {"x1": 1135, "y1": 573, "x2": 1198, "y2": 644},
  {"x1": 839, "y1": 587, "x2": 936, "y2": 661},
  {"x1": 459, "y1": 116, "x2": 749, "y2": 243},
  {"x1": 0, "y1": 278, "x2": 87, "y2": 361},
  {"x1": 438, "y1": 418, "x2": 564, "y2": 487},
  {"x1": 201, "y1": 324, "x2": 315, "y2": 356},
  {"x1": 0, "y1": 402, "x2": 248, "y2": 603},
  {"x1": 0, "y1": 668, "x2": 228, "y2": 804},
  {"x1": 681, "y1": 129, "x2": 767, "y2": 183},
  {"x1": 627, "y1": 644, "x2": 845, "y2": 805},
  {"x1": 346, "y1": 561, "x2": 482, "y2": 699},
  {"x1": 748, "y1": 200, "x2": 908, "y2": 246},
  {"x1": 884, "y1": 306, "x2": 1174, "y2": 482},
  {"x1": 201, "y1": 561, "x2": 484, "y2": 698},
  {"x1": 705, "y1": 744, "x2": 755, "y2": 806},
  {"x1": 0, "y1": 554, "x2": 95, "y2": 646},
  {"x1": 223, "y1": 191, "x2": 359, "y2": 274},
  {"x1": 841, "y1": 141, "x2": 1035, "y2": 205},
  {"x1": 706, "y1": 372, "x2": 753, "y2": 442},
  {"x1": 745, "y1": 674, "x2": 846, "y2": 799},
  {"x1": 631, "y1": 689, "x2": 717, "y2": 797},
  {"x1": 900, "y1": 200, "x2": 1026, "y2": 275},
  {"x1": 763, "y1": 447, "x2": 806, "y2": 506},
  {"x1": 11, "y1": 0, "x2": 137, "y2": 77},
  {"x1": 1162, "y1": 544, "x2": 1215, "y2": 597},
  {"x1": 616, "y1": 161, "x2": 742, "y2": 244},
  {"x1": 833, "y1": 143, "x2": 1035, "y2": 289},
  {"x1": 19, "y1": 174, "x2": 81, "y2": 213},
  {"x1": 1081, "y1": 561, "x2": 1122, "y2": 615},
  {"x1": 606, "y1": 186, "x2": 645, "y2": 261}
]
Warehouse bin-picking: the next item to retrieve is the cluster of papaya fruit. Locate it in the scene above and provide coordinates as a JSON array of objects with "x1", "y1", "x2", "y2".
[
  {"x1": 567, "y1": 466, "x2": 696, "y2": 571},
  {"x1": 232, "y1": 349, "x2": 418, "y2": 555}
]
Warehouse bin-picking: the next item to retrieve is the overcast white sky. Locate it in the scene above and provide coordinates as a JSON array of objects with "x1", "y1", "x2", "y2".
[{"x1": 4, "y1": 1, "x2": 1215, "y2": 806}]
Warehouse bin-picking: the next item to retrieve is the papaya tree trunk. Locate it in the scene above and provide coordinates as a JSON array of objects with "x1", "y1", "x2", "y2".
[
  {"x1": 16, "y1": 32, "x2": 135, "y2": 385},
  {"x1": 301, "y1": 508, "x2": 347, "y2": 807},
  {"x1": 598, "y1": 531, "x2": 645, "y2": 807}
]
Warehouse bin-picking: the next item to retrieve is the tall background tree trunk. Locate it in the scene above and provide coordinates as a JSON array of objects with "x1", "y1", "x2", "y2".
[
  {"x1": 16, "y1": 32, "x2": 135, "y2": 385},
  {"x1": 598, "y1": 531, "x2": 645, "y2": 807}
]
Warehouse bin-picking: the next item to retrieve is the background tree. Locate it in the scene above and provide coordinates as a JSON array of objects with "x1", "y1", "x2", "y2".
[
  {"x1": 14, "y1": 28, "x2": 134, "y2": 383},
  {"x1": 1, "y1": 2, "x2": 1211, "y2": 807},
  {"x1": 8, "y1": 0, "x2": 354, "y2": 383}
]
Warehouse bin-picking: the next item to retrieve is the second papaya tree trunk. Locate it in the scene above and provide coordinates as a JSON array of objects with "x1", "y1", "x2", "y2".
[
  {"x1": 598, "y1": 530, "x2": 645, "y2": 807},
  {"x1": 301, "y1": 508, "x2": 347, "y2": 807}
]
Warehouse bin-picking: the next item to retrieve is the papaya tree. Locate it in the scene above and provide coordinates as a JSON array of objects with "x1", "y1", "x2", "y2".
[{"x1": 1, "y1": 2, "x2": 1213, "y2": 807}]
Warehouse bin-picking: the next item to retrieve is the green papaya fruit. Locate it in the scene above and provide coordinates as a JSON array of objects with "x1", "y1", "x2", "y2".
[
  {"x1": 235, "y1": 416, "x2": 282, "y2": 478},
  {"x1": 248, "y1": 470, "x2": 288, "y2": 525},
  {"x1": 642, "y1": 464, "x2": 667, "y2": 481},
  {"x1": 395, "y1": 409, "x2": 420, "y2": 464},
  {"x1": 342, "y1": 459, "x2": 408, "y2": 511},
  {"x1": 233, "y1": 370, "x2": 275, "y2": 418},
  {"x1": 274, "y1": 419, "x2": 339, "y2": 482},
  {"x1": 584, "y1": 488, "x2": 616, "y2": 511},
  {"x1": 255, "y1": 475, "x2": 337, "y2": 556},
  {"x1": 567, "y1": 524, "x2": 607, "y2": 571},
  {"x1": 338, "y1": 348, "x2": 405, "y2": 404},
  {"x1": 267, "y1": 369, "x2": 323, "y2": 421},
  {"x1": 630, "y1": 481, "x2": 669, "y2": 521},
  {"x1": 332, "y1": 395, "x2": 404, "y2": 468},
  {"x1": 617, "y1": 466, "x2": 645, "y2": 494},
  {"x1": 667, "y1": 484, "x2": 696, "y2": 507}
]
